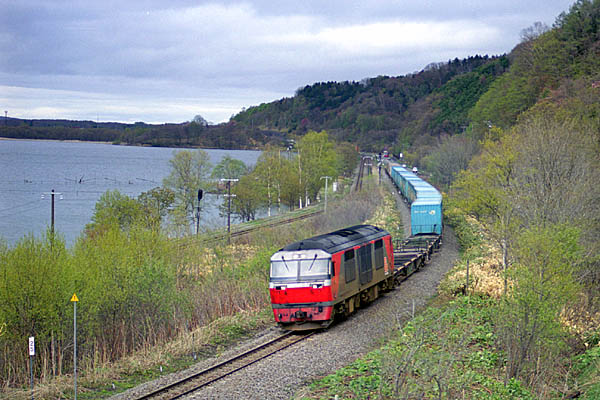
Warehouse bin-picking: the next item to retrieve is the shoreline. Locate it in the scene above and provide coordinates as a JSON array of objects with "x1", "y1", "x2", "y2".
[
  {"x1": 0, "y1": 136, "x2": 261, "y2": 151},
  {"x1": 0, "y1": 136, "x2": 113, "y2": 145}
]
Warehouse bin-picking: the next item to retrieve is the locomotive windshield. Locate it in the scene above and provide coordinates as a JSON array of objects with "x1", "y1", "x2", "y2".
[
  {"x1": 299, "y1": 257, "x2": 329, "y2": 277},
  {"x1": 270, "y1": 250, "x2": 331, "y2": 281},
  {"x1": 270, "y1": 259, "x2": 298, "y2": 279}
]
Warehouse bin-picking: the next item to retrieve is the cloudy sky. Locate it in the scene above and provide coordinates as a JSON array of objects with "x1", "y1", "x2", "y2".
[{"x1": 1, "y1": 0, "x2": 575, "y2": 124}]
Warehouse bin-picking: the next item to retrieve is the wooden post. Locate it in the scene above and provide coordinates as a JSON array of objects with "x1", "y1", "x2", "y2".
[{"x1": 466, "y1": 260, "x2": 470, "y2": 295}]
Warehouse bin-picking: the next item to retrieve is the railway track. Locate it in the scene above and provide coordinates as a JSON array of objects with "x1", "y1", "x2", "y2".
[
  {"x1": 203, "y1": 207, "x2": 324, "y2": 244},
  {"x1": 133, "y1": 331, "x2": 314, "y2": 400},
  {"x1": 354, "y1": 157, "x2": 365, "y2": 191},
  {"x1": 354, "y1": 155, "x2": 374, "y2": 192}
]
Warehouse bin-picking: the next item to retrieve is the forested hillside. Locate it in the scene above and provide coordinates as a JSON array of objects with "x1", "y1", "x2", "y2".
[
  {"x1": 0, "y1": 118, "x2": 284, "y2": 149},
  {"x1": 232, "y1": 55, "x2": 509, "y2": 152}
]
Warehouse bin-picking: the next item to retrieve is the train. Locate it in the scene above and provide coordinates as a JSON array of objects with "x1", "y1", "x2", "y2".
[
  {"x1": 268, "y1": 158, "x2": 443, "y2": 330},
  {"x1": 388, "y1": 162, "x2": 443, "y2": 235}
]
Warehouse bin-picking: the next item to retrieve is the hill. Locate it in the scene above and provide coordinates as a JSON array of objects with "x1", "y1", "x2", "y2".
[
  {"x1": 232, "y1": 55, "x2": 509, "y2": 152},
  {"x1": 0, "y1": 117, "x2": 285, "y2": 149}
]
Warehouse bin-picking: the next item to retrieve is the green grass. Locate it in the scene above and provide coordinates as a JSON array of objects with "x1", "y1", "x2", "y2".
[
  {"x1": 572, "y1": 344, "x2": 600, "y2": 399},
  {"x1": 296, "y1": 295, "x2": 536, "y2": 400}
]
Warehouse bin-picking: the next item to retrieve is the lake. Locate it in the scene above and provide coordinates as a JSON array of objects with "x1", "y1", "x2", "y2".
[{"x1": 0, "y1": 139, "x2": 261, "y2": 246}]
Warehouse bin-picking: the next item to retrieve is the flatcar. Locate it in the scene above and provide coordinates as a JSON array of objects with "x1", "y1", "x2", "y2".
[{"x1": 269, "y1": 224, "x2": 395, "y2": 330}]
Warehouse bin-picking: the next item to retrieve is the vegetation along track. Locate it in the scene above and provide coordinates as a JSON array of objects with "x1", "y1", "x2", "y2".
[
  {"x1": 224, "y1": 207, "x2": 323, "y2": 241},
  {"x1": 180, "y1": 206, "x2": 324, "y2": 247},
  {"x1": 132, "y1": 331, "x2": 314, "y2": 400}
]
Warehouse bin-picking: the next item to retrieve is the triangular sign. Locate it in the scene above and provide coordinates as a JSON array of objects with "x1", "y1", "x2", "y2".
[{"x1": 70, "y1": 293, "x2": 79, "y2": 302}]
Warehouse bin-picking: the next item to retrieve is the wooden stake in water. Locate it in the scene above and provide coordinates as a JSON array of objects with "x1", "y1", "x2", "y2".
[{"x1": 71, "y1": 294, "x2": 79, "y2": 400}]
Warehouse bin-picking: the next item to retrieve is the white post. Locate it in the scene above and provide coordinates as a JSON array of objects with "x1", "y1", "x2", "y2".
[
  {"x1": 71, "y1": 294, "x2": 79, "y2": 400},
  {"x1": 320, "y1": 176, "x2": 331, "y2": 212},
  {"x1": 29, "y1": 336, "x2": 35, "y2": 400}
]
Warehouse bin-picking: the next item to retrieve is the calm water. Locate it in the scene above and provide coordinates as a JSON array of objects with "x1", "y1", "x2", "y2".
[{"x1": 0, "y1": 140, "x2": 261, "y2": 246}]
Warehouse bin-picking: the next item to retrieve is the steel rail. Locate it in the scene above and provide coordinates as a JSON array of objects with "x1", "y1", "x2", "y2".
[{"x1": 133, "y1": 331, "x2": 314, "y2": 400}]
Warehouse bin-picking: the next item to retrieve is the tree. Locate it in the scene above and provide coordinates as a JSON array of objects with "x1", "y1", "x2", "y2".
[
  {"x1": 252, "y1": 146, "x2": 290, "y2": 215},
  {"x1": 510, "y1": 115, "x2": 599, "y2": 230},
  {"x1": 230, "y1": 173, "x2": 265, "y2": 221},
  {"x1": 192, "y1": 114, "x2": 209, "y2": 126},
  {"x1": 497, "y1": 224, "x2": 581, "y2": 384},
  {"x1": 520, "y1": 21, "x2": 549, "y2": 42},
  {"x1": 453, "y1": 130, "x2": 520, "y2": 294},
  {"x1": 295, "y1": 131, "x2": 339, "y2": 207},
  {"x1": 423, "y1": 134, "x2": 479, "y2": 189},
  {"x1": 211, "y1": 155, "x2": 248, "y2": 181},
  {"x1": 336, "y1": 142, "x2": 360, "y2": 177},
  {"x1": 137, "y1": 187, "x2": 175, "y2": 230},
  {"x1": 162, "y1": 149, "x2": 212, "y2": 233},
  {"x1": 85, "y1": 190, "x2": 145, "y2": 236}
]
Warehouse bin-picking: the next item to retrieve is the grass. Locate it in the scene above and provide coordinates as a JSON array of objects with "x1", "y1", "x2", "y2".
[
  {"x1": 295, "y1": 295, "x2": 536, "y2": 400},
  {"x1": 293, "y1": 201, "x2": 600, "y2": 399},
  {"x1": 572, "y1": 344, "x2": 600, "y2": 399}
]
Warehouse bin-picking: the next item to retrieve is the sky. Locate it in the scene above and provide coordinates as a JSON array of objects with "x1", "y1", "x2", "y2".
[{"x1": 0, "y1": 0, "x2": 576, "y2": 125}]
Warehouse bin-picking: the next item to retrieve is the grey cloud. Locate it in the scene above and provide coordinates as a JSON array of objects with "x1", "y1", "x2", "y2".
[{"x1": 0, "y1": 0, "x2": 575, "y2": 123}]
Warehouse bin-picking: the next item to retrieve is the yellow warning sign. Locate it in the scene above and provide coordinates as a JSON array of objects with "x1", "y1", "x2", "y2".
[{"x1": 70, "y1": 293, "x2": 79, "y2": 302}]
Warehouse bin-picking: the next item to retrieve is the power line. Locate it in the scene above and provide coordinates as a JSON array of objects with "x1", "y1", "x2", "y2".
[{"x1": 0, "y1": 199, "x2": 45, "y2": 216}]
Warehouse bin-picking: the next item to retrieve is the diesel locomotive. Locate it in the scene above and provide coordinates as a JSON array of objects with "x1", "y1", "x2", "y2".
[
  {"x1": 269, "y1": 224, "x2": 395, "y2": 330},
  {"x1": 269, "y1": 158, "x2": 443, "y2": 330}
]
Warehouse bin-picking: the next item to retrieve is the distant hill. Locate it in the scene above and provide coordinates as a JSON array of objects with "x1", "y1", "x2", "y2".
[
  {"x1": 0, "y1": 117, "x2": 141, "y2": 130},
  {"x1": 232, "y1": 55, "x2": 509, "y2": 152},
  {"x1": 0, "y1": 117, "x2": 285, "y2": 149}
]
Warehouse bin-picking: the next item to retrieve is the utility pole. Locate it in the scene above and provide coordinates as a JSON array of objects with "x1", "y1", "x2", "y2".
[
  {"x1": 42, "y1": 189, "x2": 62, "y2": 239},
  {"x1": 195, "y1": 189, "x2": 203, "y2": 235},
  {"x1": 320, "y1": 176, "x2": 331, "y2": 212},
  {"x1": 220, "y1": 179, "x2": 238, "y2": 244}
]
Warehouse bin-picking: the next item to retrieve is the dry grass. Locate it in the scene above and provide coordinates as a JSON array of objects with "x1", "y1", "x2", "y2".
[
  {"x1": 177, "y1": 243, "x2": 258, "y2": 276},
  {"x1": 561, "y1": 298, "x2": 600, "y2": 339},
  {"x1": 3, "y1": 310, "x2": 272, "y2": 400},
  {"x1": 364, "y1": 186, "x2": 403, "y2": 238},
  {"x1": 443, "y1": 243, "x2": 507, "y2": 298}
]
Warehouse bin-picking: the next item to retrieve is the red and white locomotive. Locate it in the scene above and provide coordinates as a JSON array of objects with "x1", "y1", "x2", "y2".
[{"x1": 269, "y1": 224, "x2": 395, "y2": 330}]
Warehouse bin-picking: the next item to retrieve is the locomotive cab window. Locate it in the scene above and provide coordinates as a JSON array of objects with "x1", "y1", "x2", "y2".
[
  {"x1": 374, "y1": 239, "x2": 384, "y2": 270},
  {"x1": 270, "y1": 258, "x2": 298, "y2": 280},
  {"x1": 344, "y1": 249, "x2": 356, "y2": 283}
]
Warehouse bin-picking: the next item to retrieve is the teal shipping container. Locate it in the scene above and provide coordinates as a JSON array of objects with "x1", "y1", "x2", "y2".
[{"x1": 411, "y1": 198, "x2": 443, "y2": 235}]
